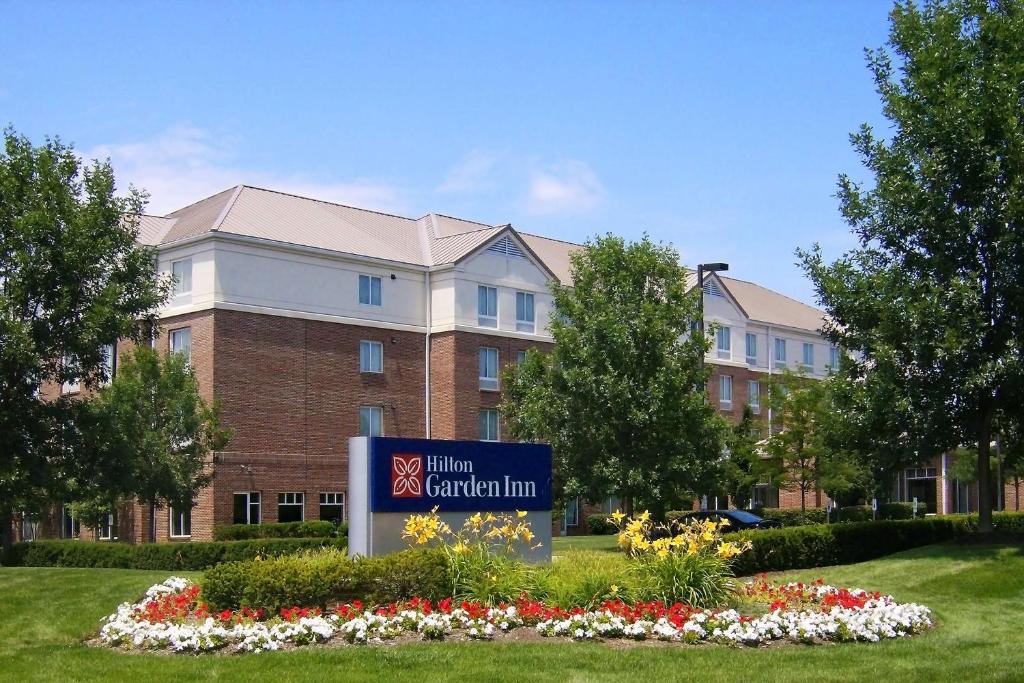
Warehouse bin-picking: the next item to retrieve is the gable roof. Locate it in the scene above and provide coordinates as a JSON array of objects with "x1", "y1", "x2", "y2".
[{"x1": 146, "y1": 184, "x2": 826, "y2": 332}]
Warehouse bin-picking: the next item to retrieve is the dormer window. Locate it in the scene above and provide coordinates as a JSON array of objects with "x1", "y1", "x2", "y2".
[{"x1": 486, "y1": 235, "x2": 525, "y2": 259}]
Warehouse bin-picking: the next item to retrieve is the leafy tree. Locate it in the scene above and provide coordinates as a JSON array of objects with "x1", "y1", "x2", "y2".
[
  {"x1": 501, "y1": 234, "x2": 725, "y2": 518},
  {"x1": 0, "y1": 128, "x2": 169, "y2": 552},
  {"x1": 720, "y1": 405, "x2": 781, "y2": 509},
  {"x1": 799, "y1": 0, "x2": 1024, "y2": 532},
  {"x1": 71, "y1": 346, "x2": 231, "y2": 541}
]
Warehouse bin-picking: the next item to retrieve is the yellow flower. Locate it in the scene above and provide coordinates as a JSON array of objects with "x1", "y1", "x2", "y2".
[
  {"x1": 638, "y1": 510, "x2": 651, "y2": 523},
  {"x1": 516, "y1": 510, "x2": 527, "y2": 518},
  {"x1": 610, "y1": 584, "x2": 619, "y2": 594},
  {"x1": 611, "y1": 510, "x2": 625, "y2": 523},
  {"x1": 716, "y1": 541, "x2": 741, "y2": 559},
  {"x1": 521, "y1": 528, "x2": 534, "y2": 543},
  {"x1": 485, "y1": 513, "x2": 496, "y2": 523}
]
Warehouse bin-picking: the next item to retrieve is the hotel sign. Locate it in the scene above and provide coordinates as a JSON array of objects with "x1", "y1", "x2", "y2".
[{"x1": 368, "y1": 437, "x2": 552, "y2": 513}]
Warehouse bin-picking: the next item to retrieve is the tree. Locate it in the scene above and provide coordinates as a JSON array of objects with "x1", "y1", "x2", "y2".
[
  {"x1": 71, "y1": 346, "x2": 231, "y2": 542},
  {"x1": 799, "y1": 0, "x2": 1024, "y2": 532},
  {"x1": 501, "y1": 234, "x2": 725, "y2": 518},
  {"x1": 720, "y1": 406, "x2": 781, "y2": 509},
  {"x1": 1, "y1": 128, "x2": 169, "y2": 553}
]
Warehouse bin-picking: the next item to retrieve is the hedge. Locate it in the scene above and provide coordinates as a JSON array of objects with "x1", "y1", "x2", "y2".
[
  {"x1": 213, "y1": 520, "x2": 347, "y2": 541},
  {"x1": 586, "y1": 514, "x2": 617, "y2": 535},
  {"x1": 728, "y1": 511, "x2": 1024, "y2": 575},
  {"x1": 1, "y1": 537, "x2": 347, "y2": 570},
  {"x1": 202, "y1": 548, "x2": 449, "y2": 610}
]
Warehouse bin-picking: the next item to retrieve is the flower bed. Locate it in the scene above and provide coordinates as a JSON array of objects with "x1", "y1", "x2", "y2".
[{"x1": 97, "y1": 576, "x2": 933, "y2": 654}]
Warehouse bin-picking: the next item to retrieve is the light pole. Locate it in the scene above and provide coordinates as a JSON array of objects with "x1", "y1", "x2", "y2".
[{"x1": 696, "y1": 262, "x2": 729, "y2": 355}]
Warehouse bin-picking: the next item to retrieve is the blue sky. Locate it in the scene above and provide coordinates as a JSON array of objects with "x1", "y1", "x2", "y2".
[{"x1": 1, "y1": 1, "x2": 895, "y2": 304}]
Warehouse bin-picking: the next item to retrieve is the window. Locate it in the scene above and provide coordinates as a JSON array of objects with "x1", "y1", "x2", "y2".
[
  {"x1": 101, "y1": 343, "x2": 116, "y2": 385},
  {"x1": 170, "y1": 328, "x2": 192, "y2": 364},
  {"x1": 171, "y1": 258, "x2": 193, "y2": 296},
  {"x1": 359, "y1": 406, "x2": 383, "y2": 436},
  {"x1": 516, "y1": 292, "x2": 535, "y2": 333},
  {"x1": 477, "y1": 285, "x2": 497, "y2": 328},
  {"x1": 828, "y1": 345, "x2": 840, "y2": 370},
  {"x1": 719, "y1": 374, "x2": 733, "y2": 409},
  {"x1": 716, "y1": 326, "x2": 731, "y2": 359},
  {"x1": 774, "y1": 337, "x2": 787, "y2": 367},
  {"x1": 359, "y1": 340, "x2": 383, "y2": 373},
  {"x1": 233, "y1": 492, "x2": 261, "y2": 525},
  {"x1": 278, "y1": 492, "x2": 304, "y2": 523},
  {"x1": 358, "y1": 274, "x2": 382, "y2": 306},
  {"x1": 802, "y1": 342, "x2": 814, "y2": 369},
  {"x1": 516, "y1": 349, "x2": 528, "y2": 364},
  {"x1": 319, "y1": 492, "x2": 345, "y2": 523},
  {"x1": 486, "y1": 235, "x2": 526, "y2": 259},
  {"x1": 602, "y1": 496, "x2": 622, "y2": 514},
  {"x1": 748, "y1": 380, "x2": 760, "y2": 414},
  {"x1": 170, "y1": 507, "x2": 191, "y2": 537},
  {"x1": 61, "y1": 355, "x2": 79, "y2": 394},
  {"x1": 479, "y1": 409, "x2": 499, "y2": 441},
  {"x1": 479, "y1": 347, "x2": 498, "y2": 390},
  {"x1": 745, "y1": 333, "x2": 757, "y2": 365},
  {"x1": 564, "y1": 498, "x2": 580, "y2": 527},
  {"x1": 98, "y1": 511, "x2": 117, "y2": 541},
  {"x1": 61, "y1": 505, "x2": 80, "y2": 539}
]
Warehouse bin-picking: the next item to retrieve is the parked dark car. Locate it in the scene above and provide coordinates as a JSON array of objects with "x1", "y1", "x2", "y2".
[{"x1": 675, "y1": 509, "x2": 782, "y2": 530}]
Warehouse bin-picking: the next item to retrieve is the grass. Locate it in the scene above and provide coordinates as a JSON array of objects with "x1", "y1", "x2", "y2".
[
  {"x1": 551, "y1": 533, "x2": 619, "y2": 554},
  {"x1": 2, "y1": 542, "x2": 1024, "y2": 682}
]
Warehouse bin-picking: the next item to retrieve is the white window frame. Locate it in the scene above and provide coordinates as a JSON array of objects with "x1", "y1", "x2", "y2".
[
  {"x1": 319, "y1": 492, "x2": 345, "y2": 523},
  {"x1": 564, "y1": 498, "x2": 580, "y2": 527},
  {"x1": 479, "y1": 347, "x2": 499, "y2": 391},
  {"x1": 774, "y1": 337, "x2": 787, "y2": 368},
  {"x1": 516, "y1": 349, "x2": 528, "y2": 364},
  {"x1": 359, "y1": 405, "x2": 384, "y2": 436},
  {"x1": 98, "y1": 511, "x2": 117, "y2": 541},
  {"x1": 234, "y1": 492, "x2": 261, "y2": 525},
  {"x1": 170, "y1": 327, "x2": 192, "y2": 365},
  {"x1": 171, "y1": 257, "x2": 193, "y2": 297},
  {"x1": 479, "y1": 409, "x2": 500, "y2": 442},
  {"x1": 516, "y1": 291, "x2": 535, "y2": 333},
  {"x1": 101, "y1": 343, "x2": 116, "y2": 386},
  {"x1": 748, "y1": 379, "x2": 760, "y2": 414},
  {"x1": 719, "y1": 374, "x2": 733, "y2": 409},
  {"x1": 802, "y1": 342, "x2": 814, "y2": 370},
  {"x1": 358, "y1": 274, "x2": 382, "y2": 307},
  {"x1": 477, "y1": 285, "x2": 498, "y2": 328},
  {"x1": 745, "y1": 333, "x2": 757, "y2": 365},
  {"x1": 716, "y1": 326, "x2": 731, "y2": 359},
  {"x1": 61, "y1": 355, "x2": 80, "y2": 394},
  {"x1": 359, "y1": 340, "x2": 383, "y2": 373},
  {"x1": 169, "y1": 506, "x2": 191, "y2": 538},
  {"x1": 61, "y1": 505, "x2": 80, "y2": 539},
  {"x1": 277, "y1": 492, "x2": 305, "y2": 522}
]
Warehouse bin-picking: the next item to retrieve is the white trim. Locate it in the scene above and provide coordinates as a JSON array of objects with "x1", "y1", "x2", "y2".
[
  {"x1": 169, "y1": 507, "x2": 192, "y2": 538},
  {"x1": 434, "y1": 323, "x2": 553, "y2": 342},
  {"x1": 162, "y1": 301, "x2": 429, "y2": 334}
]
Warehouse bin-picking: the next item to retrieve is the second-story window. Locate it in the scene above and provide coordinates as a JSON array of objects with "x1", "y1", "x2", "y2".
[
  {"x1": 774, "y1": 337, "x2": 787, "y2": 367},
  {"x1": 716, "y1": 326, "x2": 731, "y2": 359},
  {"x1": 359, "y1": 406, "x2": 383, "y2": 436},
  {"x1": 479, "y1": 347, "x2": 499, "y2": 390},
  {"x1": 745, "y1": 333, "x2": 757, "y2": 364},
  {"x1": 828, "y1": 345, "x2": 840, "y2": 370},
  {"x1": 170, "y1": 328, "x2": 192, "y2": 365},
  {"x1": 516, "y1": 292, "x2": 535, "y2": 333},
  {"x1": 719, "y1": 374, "x2": 733, "y2": 409},
  {"x1": 359, "y1": 340, "x2": 383, "y2": 373},
  {"x1": 358, "y1": 274, "x2": 382, "y2": 307},
  {"x1": 171, "y1": 258, "x2": 192, "y2": 297},
  {"x1": 478, "y1": 285, "x2": 497, "y2": 328},
  {"x1": 748, "y1": 380, "x2": 760, "y2": 414},
  {"x1": 802, "y1": 342, "x2": 814, "y2": 369}
]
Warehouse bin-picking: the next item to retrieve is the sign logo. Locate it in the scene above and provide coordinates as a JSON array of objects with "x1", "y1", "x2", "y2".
[{"x1": 391, "y1": 454, "x2": 423, "y2": 498}]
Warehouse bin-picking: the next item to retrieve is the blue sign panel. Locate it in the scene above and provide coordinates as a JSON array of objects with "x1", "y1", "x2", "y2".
[{"x1": 368, "y1": 437, "x2": 552, "y2": 513}]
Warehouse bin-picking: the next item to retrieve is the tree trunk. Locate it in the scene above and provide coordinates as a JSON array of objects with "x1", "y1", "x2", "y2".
[
  {"x1": 0, "y1": 507, "x2": 13, "y2": 563},
  {"x1": 977, "y1": 405, "x2": 994, "y2": 533}
]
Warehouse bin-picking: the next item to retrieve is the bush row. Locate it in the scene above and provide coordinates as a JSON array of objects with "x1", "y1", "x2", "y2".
[
  {"x1": 753, "y1": 502, "x2": 916, "y2": 526},
  {"x1": 586, "y1": 514, "x2": 617, "y2": 535},
  {"x1": 202, "y1": 548, "x2": 449, "y2": 610},
  {"x1": 729, "y1": 511, "x2": 1024, "y2": 575},
  {"x1": 1, "y1": 537, "x2": 347, "y2": 570},
  {"x1": 213, "y1": 520, "x2": 346, "y2": 541}
]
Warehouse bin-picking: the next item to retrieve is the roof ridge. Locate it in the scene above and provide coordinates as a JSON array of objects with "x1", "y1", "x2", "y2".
[
  {"x1": 239, "y1": 184, "x2": 416, "y2": 222},
  {"x1": 719, "y1": 275, "x2": 823, "y2": 311},
  {"x1": 518, "y1": 231, "x2": 583, "y2": 248},
  {"x1": 420, "y1": 211, "x2": 498, "y2": 229},
  {"x1": 165, "y1": 185, "x2": 239, "y2": 218},
  {"x1": 433, "y1": 224, "x2": 504, "y2": 240},
  {"x1": 211, "y1": 185, "x2": 244, "y2": 231}
]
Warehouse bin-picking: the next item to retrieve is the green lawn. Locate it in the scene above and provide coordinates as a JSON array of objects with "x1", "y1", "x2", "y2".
[
  {"x1": 2, "y1": 542, "x2": 1023, "y2": 682},
  {"x1": 551, "y1": 533, "x2": 619, "y2": 554}
]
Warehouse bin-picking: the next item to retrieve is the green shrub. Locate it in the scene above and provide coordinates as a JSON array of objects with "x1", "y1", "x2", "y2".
[
  {"x1": 533, "y1": 550, "x2": 630, "y2": 608},
  {"x1": 665, "y1": 510, "x2": 694, "y2": 523},
  {"x1": 753, "y1": 507, "x2": 828, "y2": 526},
  {"x1": 213, "y1": 520, "x2": 345, "y2": 541},
  {"x1": 3, "y1": 537, "x2": 346, "y2": 570},
  {"x1": 201, "y1": 548, "x2": 449, "y2": 610},
  {"x1": 586, "y1": 514, "x2": 616, "y2": 535}
]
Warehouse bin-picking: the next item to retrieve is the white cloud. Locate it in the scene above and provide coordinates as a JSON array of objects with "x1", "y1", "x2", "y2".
[
  {"x1": 83, "y1": 125, "x2": 406, "y2": 215},
  {"x1": 523, "y1": 160, "x2": 605, "y2": 216},
  {"x1": 437, "y1": 149, "x2": 501, "y2": 193}
]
